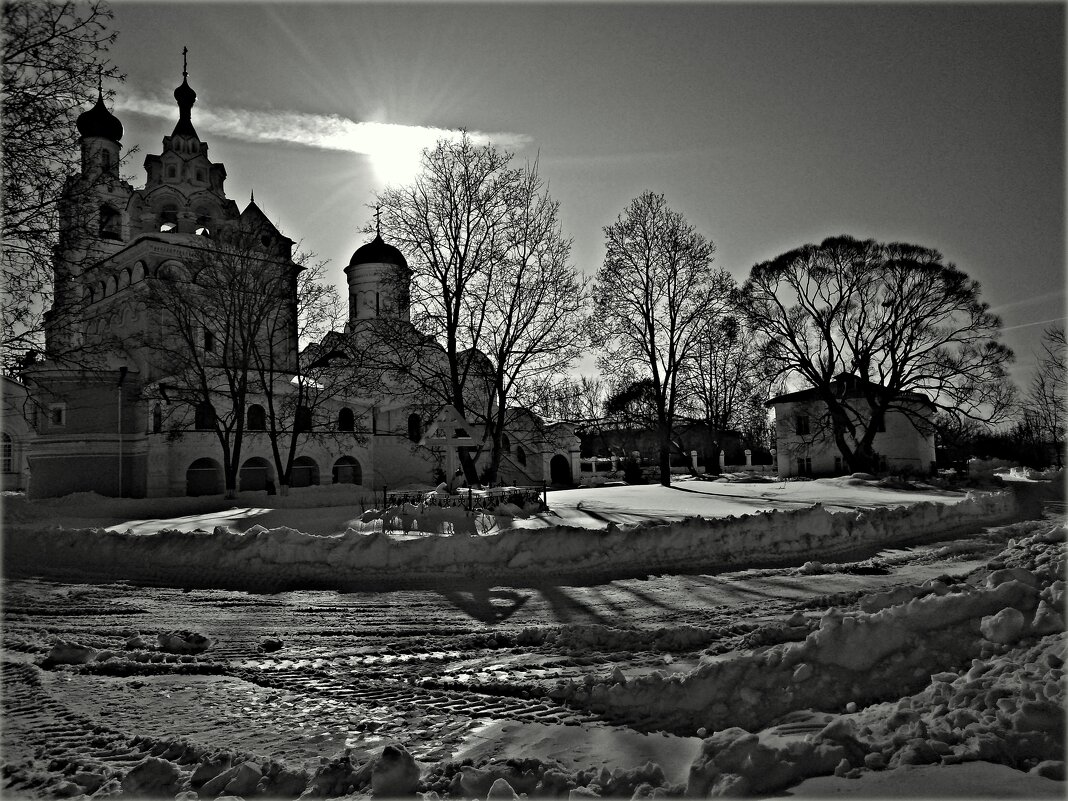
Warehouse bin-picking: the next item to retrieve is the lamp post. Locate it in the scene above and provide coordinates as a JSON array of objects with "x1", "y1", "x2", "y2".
[{"x1": 117, "y1": 366, "x2": 127, "y2": 496}]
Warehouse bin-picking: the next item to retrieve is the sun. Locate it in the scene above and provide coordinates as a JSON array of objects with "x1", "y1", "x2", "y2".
[{"x1": 351, "y1": 121, "x2": 446, "y2": 188}]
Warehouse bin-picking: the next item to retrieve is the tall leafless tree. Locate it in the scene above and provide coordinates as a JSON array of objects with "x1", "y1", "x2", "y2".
[
  {"x1": 2, "y1": 0, "x2": 123, "y2": 369},
  {"x1": 1027, "y1": 325, "x2": 1065, "y2": 467},
  {"x1": 593, "y1": 191, "x2": 732, "y2": 486},
  {"x1": 742, "y1": 235, "x2": 1013, "y2": 473},
  {"x1": 682, "y1": 313, "x2": 779, "y2": 472},
  {"x1": 139, "y1": 230, "x2": 297, "y2": 497},
  {"x1": 249, "y1": 253, "x2": 374, "y2": 494},
  {"x1": 374, "y1": 134, "x2": 588, "y2": 484}
]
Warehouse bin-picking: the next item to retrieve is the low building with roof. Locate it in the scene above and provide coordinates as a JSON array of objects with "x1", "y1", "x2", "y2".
[{"x1": 766, "y1": 373, "x2": 936, "y2": 478}]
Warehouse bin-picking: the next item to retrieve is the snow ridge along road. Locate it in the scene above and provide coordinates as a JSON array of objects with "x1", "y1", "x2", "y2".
[{"x1": 3, "y1": 487, "x2": 1020, "y2": 592}]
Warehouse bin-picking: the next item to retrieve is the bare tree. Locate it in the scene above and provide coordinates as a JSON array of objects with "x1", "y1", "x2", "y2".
[
  {"x1": 682, "y1": 314, "x2": 778, "y2": 472},
  {"x1": 375, "y1": 134, "x2": 588, "y2": 484},
  {"x1": 527, "y1": 375, "x2": 606, "y2": 424},
  {"x1": 249, "y1": 252, "x2": 375, "y2": 493},
  {"x1": 742, "y1": 236, "x2": 1014, "y2": 473},
  {"x1": 138, "y1": 231, "x2": 295, "y2": 497},
  {"x1": 2, "y1": 0, "x2": 123, "y2": 368},
  {"x1": 1027, "y1": 325, "x2": 1065, "y2": 467},
  {"x1": 593, "y1": 191, "x2": 732, "y2": 486}
]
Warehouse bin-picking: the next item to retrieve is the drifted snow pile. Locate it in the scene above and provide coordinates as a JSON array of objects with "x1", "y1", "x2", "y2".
[
  {"x1": 23, "y1": 741, "x2": 421, "y2": 800},
  {"x1": 420, "y1": 758, "x2": 671, "y2": 799},
  {"x1": 4, "y1": 491, "x2": 1016, "y2": 590},
  {"x1": 681, "y1": 631, "x2": 1066, "y2": 797},
  {"x1": 553, "y1": 520, "x2": 1065, "y2": 796}
]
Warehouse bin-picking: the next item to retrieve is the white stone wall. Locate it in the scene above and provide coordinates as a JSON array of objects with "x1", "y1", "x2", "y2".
[{"x1": 773, "y1": 398, "x2": 935, "y2": 477}]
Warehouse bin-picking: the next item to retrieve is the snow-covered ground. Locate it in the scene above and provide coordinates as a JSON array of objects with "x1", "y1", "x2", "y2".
[
  {"x1": 2, "y1": 475, "x2": 977, "y2": 536},
  {"x1": 1, "y1": 477, "x2": 1064, "y2": 799}
]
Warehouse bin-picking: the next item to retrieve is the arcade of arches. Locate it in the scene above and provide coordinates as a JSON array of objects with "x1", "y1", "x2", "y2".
[{"x1": 186, "y1": 455, "x2": 364, "y2": 495}]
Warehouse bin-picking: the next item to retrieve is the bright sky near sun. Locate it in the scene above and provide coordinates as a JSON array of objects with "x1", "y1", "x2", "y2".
[{"x1": 106, "y1": 2, "x2": 1064, "y2": 385}]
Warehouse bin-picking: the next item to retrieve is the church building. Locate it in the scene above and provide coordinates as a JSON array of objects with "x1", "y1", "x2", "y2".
[{"x1": 6, "y1": 62, "x2": 579, "y2": 498}]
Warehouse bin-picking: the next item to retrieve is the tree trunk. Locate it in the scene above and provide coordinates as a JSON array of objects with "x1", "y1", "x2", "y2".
[
  {"x1": 485, "y1": 445, "x2": 502, "y2": 486},
  {"x1": 658, "y1": 422, "x2": 673, "y2": 486},
  {"x1": 224, "y1": 464, "x2": 238, "y2": 500}
]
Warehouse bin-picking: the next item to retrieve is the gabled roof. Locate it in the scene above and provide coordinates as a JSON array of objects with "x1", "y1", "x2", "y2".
[
  {"x1": 239, "y1": 201, "x2": 289, "y2": 241},
  {"x1": 766, "y1": 373, "x2": 934, "y2": 408}
]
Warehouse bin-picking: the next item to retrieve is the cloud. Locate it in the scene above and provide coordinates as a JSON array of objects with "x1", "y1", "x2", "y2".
[{"x1": 113, "y1": 93, "x2": 532, "y2": 184}]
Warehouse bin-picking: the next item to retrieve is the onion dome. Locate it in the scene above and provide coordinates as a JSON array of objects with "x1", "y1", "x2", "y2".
[
  {"x1": 172, "y1": 47, "x2": 198, "y2": 138},
  {"x1": 348, "y1": 234, "x2": 408, "y2": 270},
  {"x1": 76, "y1": 90, "x2": 123, "y2": 142}
]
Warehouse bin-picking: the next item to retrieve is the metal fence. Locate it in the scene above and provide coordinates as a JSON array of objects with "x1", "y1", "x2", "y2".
[{"x1": 384, "y1": 485, "x2": 546, "y2": 511}]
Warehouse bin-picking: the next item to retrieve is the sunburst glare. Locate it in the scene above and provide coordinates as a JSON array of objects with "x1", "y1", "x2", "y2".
[{"x1": 114, "y1": 93, "x2": 531, "y2": 188}]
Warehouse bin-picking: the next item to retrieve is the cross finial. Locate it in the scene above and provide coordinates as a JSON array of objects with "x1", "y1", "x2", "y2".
[
  {"x1": 182, "y1": 46, "x2": 188, "y2": 79},
  {"x1": 250, "y1": 188, "x2": 255, "y2": 204},
  {"x1": 375, "y1": 205, "x2": 381, "y2": 236},
  {"x1": 97, "y1": 65, "x2": 103, "y2": 96}
]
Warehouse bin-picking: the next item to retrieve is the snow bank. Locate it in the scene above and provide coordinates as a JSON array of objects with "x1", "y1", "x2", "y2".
[
  {"x1": 4, "y1": 490, "x2": 1019, "y2": 590},
  {"x1": 553, "y1": 520, "x2": 1064, "y2": 740}
]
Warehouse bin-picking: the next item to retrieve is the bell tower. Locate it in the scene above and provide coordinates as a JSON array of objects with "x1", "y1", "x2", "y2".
[{"x1": 344, "y1": 210, "x2": 411, "y2": 324}]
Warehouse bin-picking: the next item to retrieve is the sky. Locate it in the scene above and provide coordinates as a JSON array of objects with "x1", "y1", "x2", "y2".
[{"x1": 104, "y1": 1, "x2": 1065, "y2": 387}]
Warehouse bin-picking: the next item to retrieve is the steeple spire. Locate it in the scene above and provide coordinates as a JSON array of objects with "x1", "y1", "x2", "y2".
[{"x1": 375, "y1": 205, "x2": 381, "y2": 237}]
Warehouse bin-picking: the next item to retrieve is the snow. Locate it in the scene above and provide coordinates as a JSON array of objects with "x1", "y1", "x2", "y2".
[
  {"x1": 1, "y1": 479, "x2": 1062, "y2": 800},
  {"x1": 3, "y1": 483, "x2": 1018, "y2": 591}
]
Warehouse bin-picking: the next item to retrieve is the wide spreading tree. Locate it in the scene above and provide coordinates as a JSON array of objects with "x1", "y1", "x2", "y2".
[{"x1": 742, "y1": 235, "x2": 1013, "y2": 473}]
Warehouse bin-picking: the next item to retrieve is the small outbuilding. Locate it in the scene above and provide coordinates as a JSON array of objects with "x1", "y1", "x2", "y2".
[{"x1": 766, "y1": 373, "x2": 936, "y2": 478}]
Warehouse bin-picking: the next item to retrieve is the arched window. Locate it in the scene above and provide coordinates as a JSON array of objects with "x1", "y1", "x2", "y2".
[
  {"x1": 152, "y1": 403, "x2": 162, "y2": 434},
  {"x1": 516, "y1": 445, "x2": 526, "y2": 466},
  {"x1": 159, "y1": 204, "x2": 178, "y2": 232},
  {"x1": 195, "y1": 211, "x2": 212, "y2": 237},
  {"x1": 131, "y1": 262, "x2": 145, "y2": 283},
  {"x1": 101, "y1": 150, "x2": 112, "y2": 171},
  {"x1": 2, "y1": 432, "x2": 12, "y2": 473},
  {"x1": 295, "y1": 405, "x2": 312, "y2": 433},
  {"x1": 202, "y1": 328, "x2": 215, "y2": 353},
  {"x1": 337, "y1": 407, "x2": 355, "y2": 432},
  {"x1": 502, "y1": 433, "x2": 511, "y2": 451},
  {"x1": 290, "y1": 456, "x2": 319, "y2": 488},
  {"x1": 186, "y1": 457, "x2": 223, "y2": 496},
  {"x1": 194, "y1": 402, "x2": 215, "y2": 431},
  {"x1": 99, "y1": 204, "x2": 122, "y2": 240},
  {"x1": 332, "y1": 456, "x2": 362, "y2": 485},
  {"x1": 247, "y1": 404, "x2": 266, "y2": 431},
  {"x1": 239, "y1": 457, "x2": 273, "y2": 492},
  {"x1": 117, "y1": 269, "x2": 130, "y2": 290},
  {"x1": 407, "y1": 413, "x2": 422, "y2": 442},
  {"x1": 105, "y1": 276, "x2": 117, "y2": 296}
]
